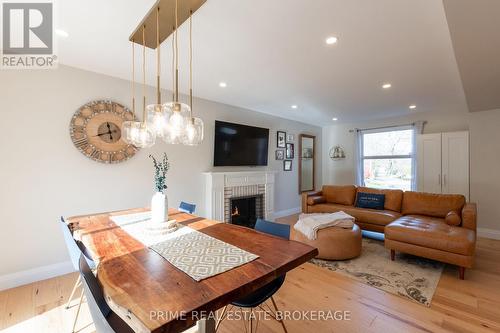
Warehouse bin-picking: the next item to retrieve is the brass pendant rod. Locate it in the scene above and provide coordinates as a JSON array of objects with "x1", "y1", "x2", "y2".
[
  {"x1": 171, "y1": 25, "x2": 175, "y2": 102},
  {"x1": 174, "y1": 0, "x2": 179, "y2": 103},
  {"x1": 189, "y1": 9, "x2": 193, "y2": 119},
  {"x1": 142, "y1": 25, "x2": 147, "y2": 124},
  {"x1": 131, "y1": 40, "x2": 136, "y2": 118},
  {"x1": 156, "y1": 7, "x2": 161, "y2": 105}
]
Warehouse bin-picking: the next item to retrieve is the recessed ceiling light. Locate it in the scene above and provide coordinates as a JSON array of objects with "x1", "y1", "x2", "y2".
[
  {"x1": 325, "y1": 36, "x2": 338, "y2": 45},
  {"x1": 332, "y1": 117, "x2": 338, "y2": 121},
  {"x1": 55, "y1": 29, "x2": 69, "y2": 38},
  {"x1": 382, "y1": 83, "x2": 392, "y2": 89},
  {"x1": 291, "y1": 105, "x2": 298, "y2": 109},
  {"x1": 409, "y1": 104, "x2": 417, "y2": 110},
  {"x1": 219, "y1": 82, "x2": 227, "y2": 88}
]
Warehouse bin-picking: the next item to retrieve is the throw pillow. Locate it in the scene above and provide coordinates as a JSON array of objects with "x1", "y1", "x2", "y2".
[
  {"x1": 355, "y1": 192, "x2": 385, "y2": 210},
  {"x1": 445, "y1": 211, "x2": 461, "y2": 226}
]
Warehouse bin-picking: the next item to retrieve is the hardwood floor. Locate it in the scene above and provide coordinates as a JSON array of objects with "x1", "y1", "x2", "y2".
[{"x1": 1, "y1": 214, "x2": 500, "y2": 333}]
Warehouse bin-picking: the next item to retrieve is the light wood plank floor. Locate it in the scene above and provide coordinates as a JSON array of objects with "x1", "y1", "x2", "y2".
[{"x1": 1, "y1": 214, "x2": 500, "y2": 333}]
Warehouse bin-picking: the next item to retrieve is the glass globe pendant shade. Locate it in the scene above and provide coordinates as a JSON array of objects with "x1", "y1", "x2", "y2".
[
  {"x1": 183, "y1": 117, "x2": 204, "y2": 145},
  {"x1": 131, "y1": 123, "x2": 156, "y2": 148},
  {"x1": 122, "y1": 121, "x2": 142, "y2": 144},
  {"x1": 146, "y1": 104, "x2": 168, "y2": 138},
  {"x1": 162, "y1": 101, "x2": 191, "y2": 144}
]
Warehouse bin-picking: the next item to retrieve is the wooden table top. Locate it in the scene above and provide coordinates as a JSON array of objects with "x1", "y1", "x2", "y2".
[{"x1": 67, "y1": 208, "x2": 318, "y2": 333}]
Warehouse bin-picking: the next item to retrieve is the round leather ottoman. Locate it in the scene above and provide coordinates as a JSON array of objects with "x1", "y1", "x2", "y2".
[{"x1": 291, "y1": 224, "x2": 362, "y2": 260}]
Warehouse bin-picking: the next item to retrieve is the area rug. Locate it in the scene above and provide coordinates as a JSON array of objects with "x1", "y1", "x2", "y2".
[{"x1": 310, "y1": 238, "x2": 443, "y2": 306}]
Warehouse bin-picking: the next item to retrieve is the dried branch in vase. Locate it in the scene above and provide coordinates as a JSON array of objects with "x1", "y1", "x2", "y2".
[{"x1": 149, "y1": 153, "x2": 170, "y2": 193}]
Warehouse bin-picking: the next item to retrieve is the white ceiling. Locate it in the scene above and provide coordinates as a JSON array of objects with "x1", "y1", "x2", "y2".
[
  {"x1": 443, "y1": 0, "x2": 500, "y2": 113},
  {"x1": 57, "y1": 0, "x2": 469, "y2": 126}
]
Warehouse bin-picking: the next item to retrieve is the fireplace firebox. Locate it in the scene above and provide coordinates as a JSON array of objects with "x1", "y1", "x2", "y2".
[{"x1": 230, "y1": 195, "x2": 264, "y2": 229}]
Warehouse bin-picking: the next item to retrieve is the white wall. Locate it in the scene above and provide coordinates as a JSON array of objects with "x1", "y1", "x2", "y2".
[
  {"x1": 322, "y1": 109, "x2": 500, "y2": 234},
  {"x1": 0, "y1": 65, "x2": 322, "y2": 279}
]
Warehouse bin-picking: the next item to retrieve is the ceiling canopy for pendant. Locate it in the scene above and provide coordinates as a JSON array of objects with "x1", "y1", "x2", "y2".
[{"x1": 129, "y1": 0, "x2": 206, "y2": 49}]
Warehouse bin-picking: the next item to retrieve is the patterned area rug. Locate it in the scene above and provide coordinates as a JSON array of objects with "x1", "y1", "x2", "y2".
[{"x1": 310, "y1": 238, "x2": 443, "y2": 306}]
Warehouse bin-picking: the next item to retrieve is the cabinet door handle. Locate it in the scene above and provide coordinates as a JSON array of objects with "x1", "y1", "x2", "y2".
[
  {"x1": 438, "y1": 174, "x2": 441, "y2": 185},
  {"x1": 443, "y1": 174, "x2": 447, "y2": 187}
]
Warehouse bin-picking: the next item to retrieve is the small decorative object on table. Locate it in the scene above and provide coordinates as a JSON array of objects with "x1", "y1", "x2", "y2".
[{"x1": 149, "y1": 153, "x2": 177, "y2": 233}]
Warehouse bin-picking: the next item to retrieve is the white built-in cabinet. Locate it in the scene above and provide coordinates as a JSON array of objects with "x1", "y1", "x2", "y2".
[{"x1": 417, "y1": 131, "x2": 469, "y2": 201}]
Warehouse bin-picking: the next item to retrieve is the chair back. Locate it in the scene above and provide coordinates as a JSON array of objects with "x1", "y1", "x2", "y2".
[
  {"x1": 179, "y1": 201, "x2": 196, "y2": 214},
  {"x1": 79, "y1": 255, "x2": 115, "y2": 333},
  {"x1": 231, "y1": 219, "x2": 289, "y2": 308},
  {"x1": 60, "y1": 217, "x2": 95, "y2": 271},
  {"x1": 255, "y1": 219, "x2": 290, "y2": 240},
  {"x1": 60, "y1": 217, "x2": 83, "y2": 271}
]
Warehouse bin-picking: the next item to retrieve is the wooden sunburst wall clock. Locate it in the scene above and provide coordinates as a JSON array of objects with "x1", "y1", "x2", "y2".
[{"x1": 70, "y1": 100, "x2": 139, "y2": 163}]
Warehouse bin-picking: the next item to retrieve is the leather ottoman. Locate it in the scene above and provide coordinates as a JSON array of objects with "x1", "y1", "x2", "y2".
[{"x1": 291, "y1": 223, "x2": 362, "y2": 260}]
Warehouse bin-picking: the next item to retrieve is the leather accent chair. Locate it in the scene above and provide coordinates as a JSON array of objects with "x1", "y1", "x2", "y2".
[{"x1": 302, "y1": 186, "x2": 477, "y2": 279}]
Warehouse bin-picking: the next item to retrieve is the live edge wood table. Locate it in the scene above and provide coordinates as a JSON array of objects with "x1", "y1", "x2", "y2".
[{"x1": 67, "y1": 208, "x2": 318, "y2": 333}]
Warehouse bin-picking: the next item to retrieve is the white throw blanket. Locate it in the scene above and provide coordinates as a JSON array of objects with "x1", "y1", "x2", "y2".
[{"x1": 294, "y1": 212, "x2": 355, "y2": 240}]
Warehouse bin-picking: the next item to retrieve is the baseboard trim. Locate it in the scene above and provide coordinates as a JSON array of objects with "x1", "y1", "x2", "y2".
[
  {"x1": 272, "y1": 207, "x2": 301, "y2": 220},
  {"x1": 478, "y1": 228, "x2": 500, "y2": 240},
  {"x1": 0, "y1": 261, "x2": 74, "y2": 292}
]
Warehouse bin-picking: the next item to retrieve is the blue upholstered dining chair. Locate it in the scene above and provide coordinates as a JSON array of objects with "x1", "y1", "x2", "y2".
[
  {"x1": 179, "y1": 201, "x2": 196, "y2": 214},
  {"x1": 79, "y1": 255, "x2": 135, "y2": 333},
  {"x1": 216, "y1": 219, "x2": 290, "y2": 333},
  {"x1": 59, "y1": 217, "x2": 96, "y2": 333}
]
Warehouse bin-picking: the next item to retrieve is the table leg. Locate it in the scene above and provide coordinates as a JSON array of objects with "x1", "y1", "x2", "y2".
[{"x1": 197, "y1": 317, "x2": 216, "y2": 333}]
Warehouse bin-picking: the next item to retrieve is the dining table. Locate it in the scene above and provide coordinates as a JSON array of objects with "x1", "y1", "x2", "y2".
[{"x1": 67, "y1": 207, "x2": 318, "y2": 333}]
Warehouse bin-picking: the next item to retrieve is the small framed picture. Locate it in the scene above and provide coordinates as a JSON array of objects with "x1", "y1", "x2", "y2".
[
  {"x1": 286, "y1": 134, "x2": 294, "y2": 142},
  {"x1": 275, "y1": 150, "x2": 284, "y2": 160},
  {"x1": 284, "y1": 160, "x2": 292, "y2": 171},
  {"x1": 286, "y1": 143, "x2": 294, "y2": 159},
  {"x1": 277, "y1": 131, "x2": 286, "y2": 148}
]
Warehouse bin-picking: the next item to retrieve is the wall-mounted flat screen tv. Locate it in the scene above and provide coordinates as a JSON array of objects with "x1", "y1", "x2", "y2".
[{"x1": 214, "y1": 120, "x2": 269, "y2": 166}]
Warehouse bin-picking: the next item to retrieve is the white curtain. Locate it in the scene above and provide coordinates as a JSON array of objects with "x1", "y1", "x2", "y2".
[
  {"x1": 354, "y1": 129, "x2": 365, "y2": 186},
  {"x1": 411, "y1": 121, "x2": 426, "y2": 190}
]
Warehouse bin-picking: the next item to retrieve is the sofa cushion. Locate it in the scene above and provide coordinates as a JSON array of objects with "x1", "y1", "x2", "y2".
[
  {"x1": 385, "y1": 215, "x2": 475, "y2": 256},
  {"x1": 307, "y1": 196, "x2": 326, "y2": 205},
  {"x1": 355, "y1": 192, "x2": 385, "y2": 210},
  {"x1": 445, "y1": 211, "x2": 461, "y2": 226},
  {"x1": 307, "y1": 203, "x2": 401, "y2": 226},
  {"x1": 322, "y1": 185, "x2": 357, "y2": 205},
  {"x1": 356, "y1": 187, "x2": 403, "y2": 212},
  {"x1": 401, "y1": 191, "x2": 466, "y2": 218}
]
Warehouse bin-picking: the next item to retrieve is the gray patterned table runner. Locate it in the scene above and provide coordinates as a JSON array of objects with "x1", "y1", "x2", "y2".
[{"x1": 149, "y1": 228, "x2": 259, "y2": 281}]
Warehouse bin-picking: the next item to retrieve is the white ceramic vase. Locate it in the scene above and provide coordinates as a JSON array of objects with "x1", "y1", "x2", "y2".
[{"x1": 151, "y1": 191, "x2": 168, "y2": 223}]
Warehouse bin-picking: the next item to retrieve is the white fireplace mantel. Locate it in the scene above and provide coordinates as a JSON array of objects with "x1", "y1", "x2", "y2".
[{"x1": 203, "y1": 171, "x2": 276, "y2": 222}]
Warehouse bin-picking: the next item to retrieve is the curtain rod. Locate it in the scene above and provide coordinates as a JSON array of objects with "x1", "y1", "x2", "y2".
[{"x1": 348, "y1": 121, "x2": 426, "y2": 133}]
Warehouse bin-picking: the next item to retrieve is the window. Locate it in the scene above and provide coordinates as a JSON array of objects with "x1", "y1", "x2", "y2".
[{"x1": 359, "y1": 127, "x2": 414, "y2": 191}]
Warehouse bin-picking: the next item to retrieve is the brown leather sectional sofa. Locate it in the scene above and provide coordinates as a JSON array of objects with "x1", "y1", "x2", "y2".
[{"x1": 302, "y1": 185, "x2": 477, "y2": 279}]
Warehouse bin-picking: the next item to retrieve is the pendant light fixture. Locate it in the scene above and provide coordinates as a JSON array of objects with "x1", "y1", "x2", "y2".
[
  {"x1": 132, "y1": 25, "x2": 155, "y2": 148},
  {"x1": 127, "y1": 0, "x2": 205, "y2": 147},
  {"x1": 122, "y1": 40, "x2": 142, "y2": 144},
  {"x1": 183, "y1": 10, "x2": 204, "y2": 145},
  {"x1": 146, "y1": 7, "x2": 168, "y2": 138},
  {"x1": 162, "y1": 0, "x2": 191, "y2": 144}
]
